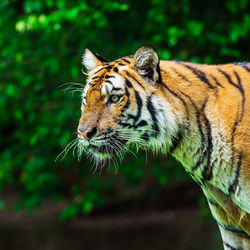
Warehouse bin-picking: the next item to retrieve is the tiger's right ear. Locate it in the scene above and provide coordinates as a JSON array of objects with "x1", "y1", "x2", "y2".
[
  {"x1": 82, "y1": 49, "x2": 108, "y2": 72},
  {"x1": 133, "y1": 45, "x2": 160, "y2": 84}
]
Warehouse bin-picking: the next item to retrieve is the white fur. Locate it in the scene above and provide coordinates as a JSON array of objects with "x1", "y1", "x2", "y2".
[
  {"x1": 148, "y1": 95, "x2": 178, "y2": 153},
  {"x1": 219, "y1": 226, "x2": 249, "y2": 249},
  {"x1": 82, "y1": 49, "x2": 99, "y2": 72},
  {"x1": 101, "y1": 74, "x2": 125, "y2": 96},
  {"x1": 107, "y1": 74, "x2": 125, "y2": 90},
  {"x1": 82, "y1": 83, "x2": 90, "y2": 102}
]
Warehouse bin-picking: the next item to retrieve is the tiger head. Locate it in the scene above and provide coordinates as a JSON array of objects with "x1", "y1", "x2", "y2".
[{"x1": 77, "y1": 45, "x2": 178, "y2": 165}]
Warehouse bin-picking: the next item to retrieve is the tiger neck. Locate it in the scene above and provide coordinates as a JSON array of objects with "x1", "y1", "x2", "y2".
[
  {"x1": 160, "y1": 87, "x2": 230, "y2": 188},
  {"x1": 155, "y1": 69, "x2": 214, "y2": 183},
  {"x1": 151, "y1": 92, "x2": 205, "y2": 179}
]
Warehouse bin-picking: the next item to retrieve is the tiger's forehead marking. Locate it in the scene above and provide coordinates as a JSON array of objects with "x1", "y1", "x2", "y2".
[
  {"x1": 83, "y1": 73, "x2": 125, "y2": 98},
  {"x1": 100, "y1": 74, "x2": 125, "y2": 96},
  {"x1": 82, "y1": 57, "x2": 132, "y2": 98}
]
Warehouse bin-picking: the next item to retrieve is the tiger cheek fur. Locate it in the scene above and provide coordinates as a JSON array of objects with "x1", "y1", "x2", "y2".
[{"x1": 77, "y1": 46, "x2": 250, "y2": 249}]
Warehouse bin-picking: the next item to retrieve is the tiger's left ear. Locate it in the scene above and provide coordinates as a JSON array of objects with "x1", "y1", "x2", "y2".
[
  {"x1": 82, "y1": 49, "x2": 108, "y2": 72},
  {"x1": 133, "y1": 45, "x2": 160, "y2": 84}
]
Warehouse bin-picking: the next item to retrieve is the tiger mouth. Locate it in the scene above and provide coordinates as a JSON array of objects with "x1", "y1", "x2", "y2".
[{"x1": 89, "y1": 138, "x2": 128, "y2": 155}]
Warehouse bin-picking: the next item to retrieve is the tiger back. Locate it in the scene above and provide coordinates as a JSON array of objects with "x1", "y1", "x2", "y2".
[{"x1": 77, "y1": 45, "x2": 250, "y2": 250}]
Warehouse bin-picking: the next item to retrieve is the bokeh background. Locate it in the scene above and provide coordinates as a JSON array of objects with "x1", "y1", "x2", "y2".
[{"x1": 0, "y1": 0, "x2": 249, "y2": 249}]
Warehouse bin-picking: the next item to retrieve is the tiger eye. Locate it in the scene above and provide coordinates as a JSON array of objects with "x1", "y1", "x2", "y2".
[{"x1": 111, "y1": 95, "x2": 119, "y2": 103}]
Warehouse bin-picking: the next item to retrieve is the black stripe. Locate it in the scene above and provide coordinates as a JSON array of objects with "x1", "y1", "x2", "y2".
[
  {"x1": 105, "y1": 65, "x2": 112, "y2": 70},
  {"x1": 207, "y1": 198, "x2": 219, "y2": 207},
  {"x1": 219, "y1": 222, "x2": 250, "y2": 239},
  {"x1": 95, "y1": 65, "x2": 112, "y2": 74},
  {"x1": 218, "y1": 68, "x2": 237, "y2": 87},
  {"x1": 135, "y1": 120, "x2": 148, "y2": 128},
  {"x1": 94, "y1": 67, "x2": 106, "y2": 74},
  {"x1": 113, "y1": 87, "x2": 122, "y2": 91},
  {"x1": 169, "y1": 131, "x2": 183, "y2": 154},
  {"x1": 231, "y1": 115, "x2": 239, "y2": 156},
  {"x1": 219, "y1": 69, "x2": 245, "y2": 115},
  {"x1": 181, "y1": 93, "x2": 206, "y2": 172},
  {"x1": 228, "y1": 71, "x2": 245, "y2": 172},
  {"x1": 234, "y1": 71, "x2": 245, "y2": 121},
  {"x1": 134, "y1": 90, "x2": 142, "y2": 123},
  {"x1": 125, "y1": 79, "x2": 133, "y2": 88},
  {"x1": 121, "y1": 87, "x2": 130, "y2": 112},
  {"x1": 118, "y1": 121, "x2": 132, "y2": 128},
  {"x1": 171, "y1": 67, "x2": 190, "y2": 82},
  {"x1": 126, "y1": 90, "x2": 143, "y2": 125},
  {"x1": 178, "y1": 62, "x2": 215, "y2": 89},
  {"x1": 201, "y1": 98, "x2": 213, "y2": 182},
  {"x1": 146, "y1": 96, "x2": 159, "y2": 135},
  {"x1": 228, "y1": 152, "x2": 242, "y2": 193},
  {"x1": 91, "y1": 51, "x2": 109, "y2": 63},
  {"x1": 121, "y1": 58, "x2": 130, "y2": 64},
  {"x1": 104, "y1": 80, "x2": 121, "y2": 92},
  {"x1": 192, "y1": 111, "x2": 206, "y2": 172},
  {"x1": 141, "y1": 132, "x2": 149, "y2": 141},
  {"x1": 156, "y1": 64, "x2": 162, "y2": 84},
  {"x1": 125, "y1": 72, "x2": 145, "y2": 90},
  {"x1": 242, "y1": 65, "x2": 250, "y2": 73},
  {"x1": 161, "y1": 80, "x2": 189, "y2": 122},
  {"x1": 210, "y1": 75, "x2": 224, "y2": 88},
  {"x1": 105, "y1": 80, "x2": 113, "y2": 84},
  {"x1": 105, "y1": 75, "x2": 115, "y2": 79},
  {"x1": 127, "y1": 114, "x2": 136, "y2": 120},
  {"x1": 224, "y1": 242, "x2": 244, "y2": 250},
  {"x1": 217, "y1": 69, "x2": 245, "y2": 96}
]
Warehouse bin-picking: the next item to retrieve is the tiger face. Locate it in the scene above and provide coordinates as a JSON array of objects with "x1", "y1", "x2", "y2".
[{"x1": 77, "y1": 46, "x2": 177, "y2": 164}]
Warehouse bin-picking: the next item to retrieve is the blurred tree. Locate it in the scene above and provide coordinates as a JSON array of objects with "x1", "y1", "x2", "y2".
[{"x1": 0, "y1": 0, "x2": 249, "y2": 219}]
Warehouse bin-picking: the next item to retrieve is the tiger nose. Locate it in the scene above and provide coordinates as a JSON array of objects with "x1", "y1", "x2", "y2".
[{"x1": 78, "y1": 127, "x2": 97, "y2": 141}]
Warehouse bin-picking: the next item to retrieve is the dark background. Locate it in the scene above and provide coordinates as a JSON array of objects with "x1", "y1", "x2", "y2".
[{"x1": 0, "y1": 0, "x2": 249, "y2": 249}]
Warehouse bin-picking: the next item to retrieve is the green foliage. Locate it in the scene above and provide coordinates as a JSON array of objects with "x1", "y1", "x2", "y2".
[{"x1": 0, "y1": 0, "x2": 249, "y2": 218}]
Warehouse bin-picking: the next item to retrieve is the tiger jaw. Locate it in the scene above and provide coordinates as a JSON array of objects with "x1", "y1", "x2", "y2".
[
  {"x1": 77, "y1": 133, "x2": 128, "y2": 161},
  {"x1": 77, "y1": 126, "x2": 171, "y2": 163}
]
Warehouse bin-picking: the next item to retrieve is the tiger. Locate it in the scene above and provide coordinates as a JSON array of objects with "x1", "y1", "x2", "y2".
[{"x1": 76, "y1": 45, "x2": 250, "y2": 250}]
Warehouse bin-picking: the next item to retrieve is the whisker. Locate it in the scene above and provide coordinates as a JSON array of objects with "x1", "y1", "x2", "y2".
[
  {"x1": 59, "y1": 82, "x2": 85, "y2": 87},
  {"x1": 81, "y1": 69, "x2": 89, "y2": 76},
  {"x1": 55, "y1": 138, "x2": 78, "y2": 162}
]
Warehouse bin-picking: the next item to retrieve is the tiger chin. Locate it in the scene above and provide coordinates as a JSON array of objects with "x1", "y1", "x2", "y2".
[{"x1": 76, "y1": 45, "x2": 250, "y2": 249}]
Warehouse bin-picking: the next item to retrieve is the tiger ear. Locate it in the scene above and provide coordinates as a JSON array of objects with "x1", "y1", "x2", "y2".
[
  {"x1": 133, "y1": 45, "x2": 160, "y2": 84},
  {"x1": 82, "y1": 49, "x2": 108, "y2": 72}
]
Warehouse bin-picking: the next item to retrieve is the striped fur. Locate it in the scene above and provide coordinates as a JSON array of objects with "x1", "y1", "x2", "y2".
[{"x1": 77, "y1": 46, "x2": 250, "y2": 249}]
